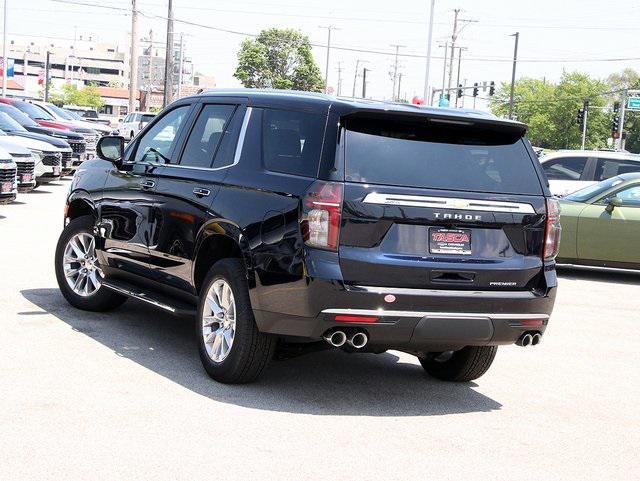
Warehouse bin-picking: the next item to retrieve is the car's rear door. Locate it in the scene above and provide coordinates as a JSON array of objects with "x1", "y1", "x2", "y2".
[
  {"x1": 577, "y1": 183, "x2": 640, "y2": 265},
  {"x1": 146, "y1": 99, "x2": 247, "y2": 293},
  {"x1": 338, "y1": 114, "x2": 549, "y2": 291}
]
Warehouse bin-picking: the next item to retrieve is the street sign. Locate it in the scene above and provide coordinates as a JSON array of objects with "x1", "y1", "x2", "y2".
[{"x1": 627, "y1": 97, "x2": 640, "y2": 110}]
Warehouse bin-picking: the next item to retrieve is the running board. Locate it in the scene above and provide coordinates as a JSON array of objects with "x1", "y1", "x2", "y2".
[{"x1": 102, "y1": 280, "x2": 197, "y2": 316}]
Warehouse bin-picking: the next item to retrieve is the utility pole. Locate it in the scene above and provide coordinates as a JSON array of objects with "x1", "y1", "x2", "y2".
[
  {"x1": 44, "y1": 51, "x2": 51, "y2": 101},
  {"x1": 439, "y1": 42, "x2": 448, "y2": 105},
  {"x1": 581, "y1": 100, "x2": 589, "y2": 150},
  {"x1": 446, "y1": 9, "x2": 460, "y2": 93},
  {"x1": 2, "y1": 0, "x2": 7, "y2": 98},
  {"x1": 177, "y1": 32, "x2": 184, "y2": 98},
  {"x1": 508, "y1": 32, "x2": 519, "y2": 119},
  {"x1": 390, "y1": 44, "x2": 404, "y2": 101},
  {"x1": 335, "y1": 62, "x2": 343, "y2": 96},
  {"x1": 454, "y1": 47, "x2": 465, "y2": 108},
  {"x1": 147, "y1": 29, "x2": 153, "y2": 92},
  {"x1": 397, "y1": 73, "x2": 403, "y2": 102},
  {"x1": 352, "y1": 59, "x2": 361, "y2": 98},
  {"x1": 319, "y1": 26, "x2": 338, "y2": 94},
  {"x1": 362, "y1": 67, "x2": 369, "y2": 98},
  {"x1": 423, "y1": 0, "x2": 436, "y2": 103},
  {"x1": 618, "y1": 90, "x2": 627, "y2": 150},
  {"x1": 163, "y1": 0, "x2": 174, "y2": 107},
  {"x1": 128, "y1": 0, "x2": 139, "y2": 114}
]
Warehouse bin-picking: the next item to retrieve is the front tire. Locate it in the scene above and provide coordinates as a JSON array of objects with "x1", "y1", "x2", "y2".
[
  {"x1": 55, "y1": 215, "x2": 127, "y2": 311},
  {"x1": 419, "y1": 346, "x2": 498, "y2": 382},
  {"x1": 196, "y1": 259, "x2": 275, "y2": 384}
]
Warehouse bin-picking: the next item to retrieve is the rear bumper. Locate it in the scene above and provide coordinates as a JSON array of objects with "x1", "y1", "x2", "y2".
[{"x1": 251, "y1": 250, "x2": 556, "y2": 350}]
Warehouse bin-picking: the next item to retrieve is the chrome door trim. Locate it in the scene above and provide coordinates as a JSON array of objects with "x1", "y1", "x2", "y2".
[
  {"x1": 322, "y1": 308, "x2": 549, "y2": 320},
  {"x1": 362, "y1": 192, "x2": 536, "y2": 214}
]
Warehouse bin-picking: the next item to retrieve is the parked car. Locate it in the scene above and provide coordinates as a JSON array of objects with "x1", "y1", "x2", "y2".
[
  {"x1": 0, "y1": 104, "x2": 86, "y2": 171},
  {"x1": 0, "y1": 149, "x2": 17, "y2": 203},
  {"x1": 30, "y1": 101, "x2": 114, "y2": 137},
  {"x1": 0, "y1": 98, "x2": 99, "y2": 160},
  {"x1": 117, "y1": 111, "x2": 155, "y2": 140},
  {"x1": 539, "y1": 150, "x2": 640, "y2": 197},
  {"x1": 0, "y1": 113, "x2": 74, "y2": 174},
  {"x1": 0, "y1": 135, "x2": 37, "y2": 191},
  {"x1": 0, "y1": 132, "x2": 67, "y2": 187},
  {"x1": 55, "y1": 89, "x2": 559, "y2": 384},
  {"x1": 558, "y1": 173, "x2": 640, "y2": 271},
  {"x1": 64, "y1": 105, "x2": 111, "y2": 126}
]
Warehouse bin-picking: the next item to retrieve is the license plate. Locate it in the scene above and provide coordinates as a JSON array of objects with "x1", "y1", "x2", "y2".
[
  {"x1": 1, "y1": 182, "x2": 12, "y2": 193},
  {"x1": 53, "y1": 166, "x2": 61, "y2": 176},
  {"x1": 21, "y1": 173, "x2": 33, "y2": 183},
  {"x1": 86, "y1": 153, "x2": 94, "y2": 160},
  {"x1": 429, "y1": 228, "x2": 472, "y2": 255}
]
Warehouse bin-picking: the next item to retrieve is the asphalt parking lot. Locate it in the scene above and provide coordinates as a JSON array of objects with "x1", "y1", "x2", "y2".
[{"x1": 1, "y1": 179, "x2": 638, "y2": 480}]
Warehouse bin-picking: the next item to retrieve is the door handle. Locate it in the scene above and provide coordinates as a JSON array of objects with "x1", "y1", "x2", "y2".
[
  {"x1": 139, "y1": 180, "x2": 155, "y2": 189},
  {"x1": 193, "y1": 187, "x2": 211, "y2": 197}
]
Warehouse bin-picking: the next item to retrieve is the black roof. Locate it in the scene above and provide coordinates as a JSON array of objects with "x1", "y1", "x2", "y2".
[{"x1": 191, "y1": 88, "x2": 526, "y2": 133}]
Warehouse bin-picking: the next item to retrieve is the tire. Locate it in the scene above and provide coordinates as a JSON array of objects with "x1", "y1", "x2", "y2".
[
  {"x1": 55, "y1": 215, "x2": 127, "y2": 312},
  {"x1": 419, "y1": 346, "x2": 498, "y2": 382},
  {"x1": 196, "y1": 259, "x2": 276, "y2": 384}
]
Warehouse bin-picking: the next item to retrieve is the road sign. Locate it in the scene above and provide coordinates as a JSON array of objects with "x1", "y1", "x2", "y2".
[{"x1": 627, "y1": 97, "x2": 640, "y2": 110}]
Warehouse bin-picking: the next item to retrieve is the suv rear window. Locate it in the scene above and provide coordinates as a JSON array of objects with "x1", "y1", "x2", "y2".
[
  {"x1": 344, "y1": 117, "x2": 542, "y2": 195},
  {"x1": 262, "y1": 108, "x2": 326, "y2": 177}
]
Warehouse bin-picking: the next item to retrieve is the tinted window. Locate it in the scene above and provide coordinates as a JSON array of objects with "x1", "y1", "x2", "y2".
[
  {"x1": 542, "y1": 157, "x2": 587, "y2": 180},
  {"x1": 345, "y1": 118, "x2": 542, "y2": 195},
  {"x1": 180, "y1": 104, "x2": 235, "y2": 168},
  {"x1": 14, "y1": 101, "x2": 54, "y2": 120},
  {"x1": 141, "y1": 114, "x2": 155, "y2": 123},
  {"x1": 595, "y1": 158, "x2": 640, "y2": 181},
  {"x1": 565, "y1": 176, "x2": 626, "y2": 202},
  {"x1": 615, "y1": 185, "x2": 640, "y2": 206},
  {"x1": 0, "y1": 105, "x2": 38, "y2": 127},
  {"x1": 134, "y1": 105, "x2": 190, "y2": 163},
  {"x1": 263, "y1": 109, "x2": 326, "y2": 177}
]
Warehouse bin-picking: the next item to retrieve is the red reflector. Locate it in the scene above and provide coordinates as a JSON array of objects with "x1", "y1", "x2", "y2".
[
  {"x1": 520, "y1": 319, "x2": 544, "y2": 327},
  {"x1": 334, "y1": 315, "x2": 379, "y2": 323}
]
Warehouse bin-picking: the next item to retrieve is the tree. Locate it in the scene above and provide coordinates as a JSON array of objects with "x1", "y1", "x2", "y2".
[
  {"x1": 607, "y1": 69, "x2": 640, "y2": 154},
  {"x1": 490, "y1": 72, "x2": 610, "y2": 150},
  {"x1": 234, "y1": 28, "x2": 324, "y2": 92},
  {"x1": 49, "y1": 83, "x2": 104, "y2": 109}
]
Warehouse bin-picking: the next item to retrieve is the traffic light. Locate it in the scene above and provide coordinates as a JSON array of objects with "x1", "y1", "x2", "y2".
[
  {"x1": 576, "y1": 108, "x2": 585, "y2": 127},
  {"x1": 612, "y1": 115, "x2": 620, "y2": 138},
  {"x1": 489, "y1": 81, "x2": 495, "y2": 96},
  {"x1": 613, "y1": 101, "x2": 620, "y2": 113},
  {"x1": 473, "y1": 83, "x2": 479, "y2": 97},
  {"x1": 457, "y1": 84, "x2": 463, "y2": 98}
]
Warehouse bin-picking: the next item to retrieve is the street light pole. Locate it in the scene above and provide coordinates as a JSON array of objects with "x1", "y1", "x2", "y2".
[
  {"x1": 44, "y1": 51, "x2": 51, "y2": 102},
  {"x1": 2, "y1": 0, "x2": 8, "y2": 97},
  {"x1": 422, "y1": 0, "x2": 435, "y2": 103},
  {"x1": 128, "y1": 0, "x2": 139, "y2": 114},
  {"x1": 508, "y1": 32, "x2": 519, "y2": 119},
  {"x1": 319, "y1": 26, "x2": 338, "y2": 94},
  {"x1": 163, "y1": 0, "x2": 174, "y2": 107}
]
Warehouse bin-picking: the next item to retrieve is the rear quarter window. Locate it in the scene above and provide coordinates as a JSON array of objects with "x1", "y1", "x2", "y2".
[
  {"x1": 344, "y1": 117, "x2": 543, "y2": 195},
  {"x1": 262, "y1": 108, "x2": 326, "y2": 177}
]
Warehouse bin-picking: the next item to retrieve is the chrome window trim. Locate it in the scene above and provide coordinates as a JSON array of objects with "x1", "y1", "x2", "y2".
[
  {"x1": 362, "y1": 192, "x2": 535, "y2": 214},
  {"x1": 144, "y1": 107, "x2": 252, "y2": 172},
  {"x1": 346, "y1": 285, "x2": 537, "y2": 299},
  {"x1": 321, "y1": 308, "x2": 549, "y2": 320}
]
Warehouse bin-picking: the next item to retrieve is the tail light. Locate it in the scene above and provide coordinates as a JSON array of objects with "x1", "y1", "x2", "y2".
[
  {"x1": 302, "y1": 181, "x2": 343, "y2": 250},
  {"x1": 543, "y1": 198, "x2": 561, "y2": 260}
]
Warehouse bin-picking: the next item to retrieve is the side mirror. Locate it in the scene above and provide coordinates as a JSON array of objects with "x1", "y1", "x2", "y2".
[
  {"x1": 605, "y1": 196, "x2": 622, "y2": 214},
  {"x1": 96, "y1": 135, "x2": 125, "y2": 165}
]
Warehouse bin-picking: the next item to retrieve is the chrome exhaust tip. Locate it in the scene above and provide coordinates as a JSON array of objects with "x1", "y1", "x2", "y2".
[
  {"x1": 348, "y1": 332, "x2": 368, "y2": 349},
  {"x1": 324, "y1": 330, "x2": 347, "y2": 347},
  {"x1": 531, "y1": 333, "x2": 542, "y2": 346},
  {"x1": 518, "y1": 333, "x2": 533, "y2": 347}
]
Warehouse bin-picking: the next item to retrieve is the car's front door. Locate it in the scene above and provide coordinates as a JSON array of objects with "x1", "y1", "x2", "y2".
[
  {"x1": 146, "y1": 100, "x2": 248, "y2": 293},
  {"x1": 577, "y1": 184, "x2": 640, "y2": 266},
  {"x1": 97, "y1": 104, "x2": 194, "y2": 280}
]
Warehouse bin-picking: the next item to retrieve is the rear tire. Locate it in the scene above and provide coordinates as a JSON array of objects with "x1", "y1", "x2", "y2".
[
  {"x1": 196, "y1": 259, "x2": 276, "y2": 384},
  {"x1": 419, "y1": 346, "x2": 498, "y2": 382},
  {"x1": 55, "y1": 215, "x2": 127, "y2": 312}
]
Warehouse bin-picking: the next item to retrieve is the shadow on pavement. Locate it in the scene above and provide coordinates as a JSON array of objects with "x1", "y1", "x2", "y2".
[
  {"x1": 557, "y1": 266, "x2": 640, "y2": 285},
  {"x1": 27, "y1": 189, "x2": 53, "y2": 194},
  {"x1": 22, "y1": 287, "x2": 502, "y2": 417}
]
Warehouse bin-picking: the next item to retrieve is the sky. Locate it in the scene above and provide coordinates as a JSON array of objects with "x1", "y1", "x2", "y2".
[{"x1": 7, "y1": 0, "x2": 640, "y2": 108}]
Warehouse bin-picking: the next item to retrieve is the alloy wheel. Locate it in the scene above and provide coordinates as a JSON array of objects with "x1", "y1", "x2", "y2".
[
  {"x1": 63, "y1": 232, "x2": 103, "y2": 297},
  {"x1": 202, "y1": 279, "x2": 236, "y2": 363}
]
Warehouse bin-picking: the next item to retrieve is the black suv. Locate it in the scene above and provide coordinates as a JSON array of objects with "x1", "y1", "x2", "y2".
[{"x1": 55, "y1": 89, "x2": 559, "y2": 384}]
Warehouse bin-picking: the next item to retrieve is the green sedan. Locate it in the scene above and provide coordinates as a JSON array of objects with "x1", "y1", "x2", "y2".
[{"x1": 557, "y1": 172, "x2": 640, "y2": 270}]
